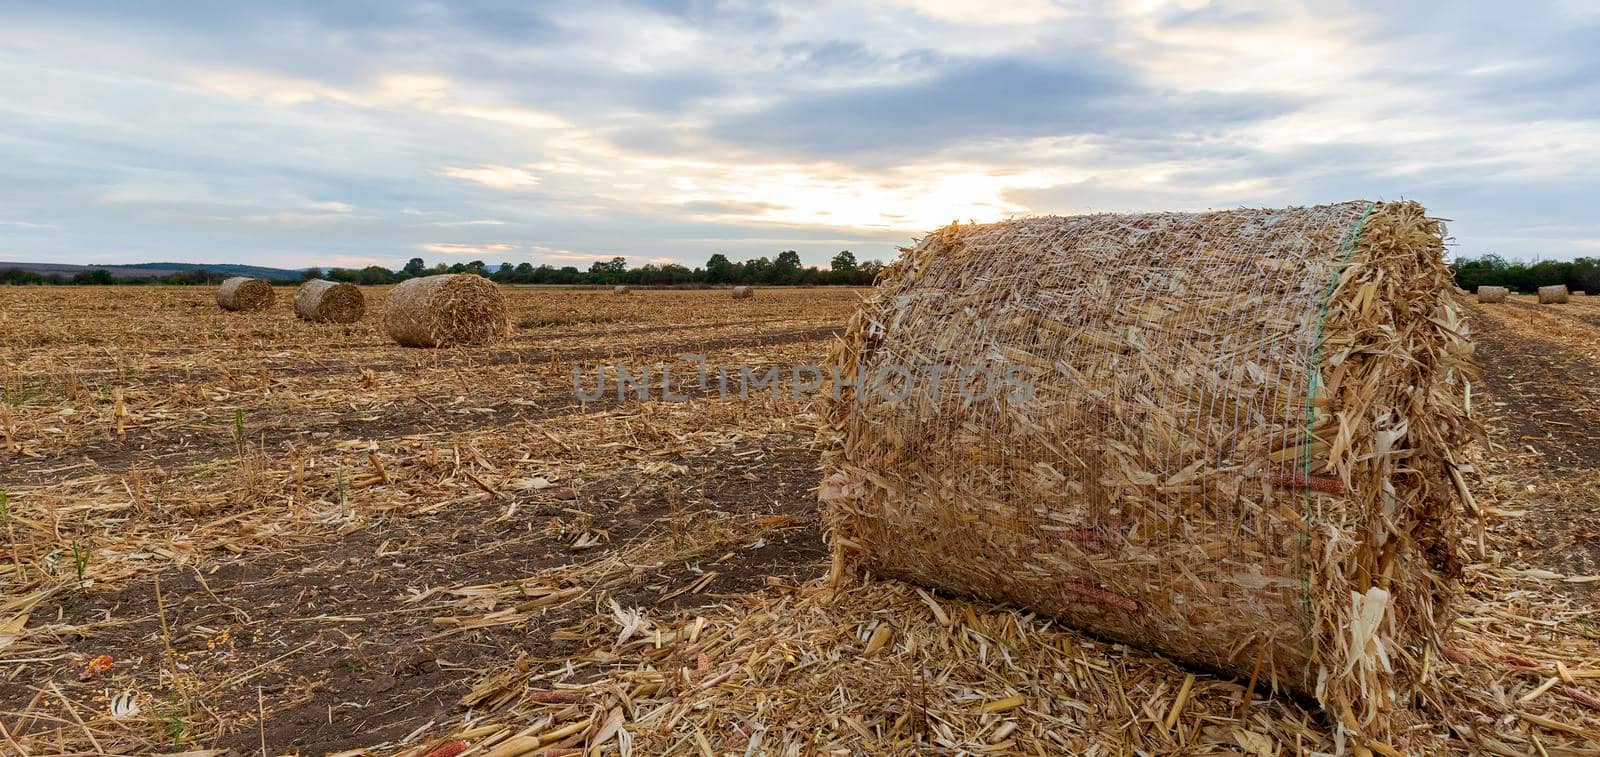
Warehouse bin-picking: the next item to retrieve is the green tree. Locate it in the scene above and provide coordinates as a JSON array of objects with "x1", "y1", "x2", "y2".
[
  {"x1": 742, "y1": 256, "x2": 772, "y2": 284},
  {"x1": 590, "y1": 256, "x2": 627, "y2": 274},
  {"x1": 1571, "y1": 258, "x2": 1600, "y2": 292},
  {"x1": 403, "y1": 257, "x2": 427, "y2": 277},
  {"x1": 301, "y1": 267, "x2": 324, "y2": 282},
  {"x1": 830, "y1": 250, "x2": 857, "y2": 273},
  {"x1": 774, "y1": 250, "x2": 802, "y2": 283},
  {"x1": 858, "y1": 259, "x2": 885, "y2": 283},
  {"x1": 358, "y1": 265, "x2": 395, "y2": 285},
  {"x1": 589, "y1": 256, "x2": 627, "y2": 283},
  {"x1": 705, "y1": 253, "x2": 734, "y2": 283},
  {"x1": 661, "y1": 263, "x2": 692, "y2": 283}
]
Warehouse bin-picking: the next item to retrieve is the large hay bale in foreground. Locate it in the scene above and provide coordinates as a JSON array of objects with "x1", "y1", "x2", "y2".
[
  {"x1": 1476, "y1": 286, "x2": 1508, "y2": 303},
  {"x1": 1538, "y1": 284, "x2": 1569, "y2": 304},
  {"x1": 731, "y1": 286, "x2": 754, "y2": 299},
  {"x1": 216, "y1": 277, "x2": 274, "y2": 312},
  {"x1": 294, "y1": 280, "x2": 365, "y2": 323},
  {"x1": 383, "y1": 274, "x2": 508, "y2": 348},
  {"x1": 819, "y1": 201, "x2": 1476, "y2": 741}
]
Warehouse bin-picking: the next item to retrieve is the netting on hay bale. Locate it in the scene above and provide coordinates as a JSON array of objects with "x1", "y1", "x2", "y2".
[
  {"x1": 383, "y1": 274, "x2": 508, "y2": 347},
  {"x1": 1476, "y1": 286, "x2": 1508, "y2": 303},
  {"x1": 818, "y1": 201, "x2": 1477, "y2": 742},
  {"x1": 216, "y1": 277, "x2": 274, "y2": 312},
  {"x1": 731, "y1": 285, "x2": 754, "y2": 299},
  {"x1": 1538, "y1": 285, "x2": 1569, "y2": 304},
  {"x1": 294, "y1": 279, "x2": 365, "y2": 323}
]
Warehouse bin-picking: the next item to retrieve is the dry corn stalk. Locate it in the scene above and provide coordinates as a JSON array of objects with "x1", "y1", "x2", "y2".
[{"x1": 818, "y1": 201, "x2": 1478, "y2": 746}]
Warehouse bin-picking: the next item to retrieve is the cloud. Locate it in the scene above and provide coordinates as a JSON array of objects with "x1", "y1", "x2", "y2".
[
  {"x1": 886, "y1": 0, "x2": 1070, "y2": 25},
  {"x1": 443, "y1": 105, "x2": 569, "y2": 130},
  {"x1": 709, "y1": 57, "x2": 1294, "y2": 159},
  {"x1": 439, "y1": 165, "x2": 542, "y2": 189},
  {"x1": 237, "y1": 211, "x2": 359, "y2": 227},
  {"x1": 419, "y1": 242, "x2": 518, "y2": 255},
  {"x1": 0, "y1": 0, "x2": 1596, "y2": 268}
]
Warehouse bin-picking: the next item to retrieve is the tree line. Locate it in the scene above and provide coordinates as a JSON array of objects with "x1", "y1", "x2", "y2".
[
  {"x1": 1450, "y1": 255, "x2": 1600, "y2": 293},
  {"x1": 314, "y1": 250, "x2": 885, "y2": 286},
  {"x1": 11, "y1": 252, "x2": 1598, "y2": 293},
  {"x1": 0, "y1": 267, "x2": 227, "y2": 286},
  {"x1": 1, "y1": 251, "x2": 886, "y2": 287}
]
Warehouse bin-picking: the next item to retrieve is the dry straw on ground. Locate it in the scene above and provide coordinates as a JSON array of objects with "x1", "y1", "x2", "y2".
[
  {"x1": 818, "y1": 201, "x2": 1477, "y2": 748},
  {"x1": 383, "y1": 273, "x2": 509, "y2": 347},
  {"x1": 1540, "y1": 285, "x2": 1571, "y2": 304},
  {"x1": 1477, "y1": 285, "x2": 1509, "y2": 303},
  {"x1": 732, "y1": 285, "x2": 754, "y2": 299},
  {"x1": 293, "y1": 279, "x2": 365, "y2": 323},
  {"x1": 215, "y1": 276, "x2": 274, "y2": 312}
]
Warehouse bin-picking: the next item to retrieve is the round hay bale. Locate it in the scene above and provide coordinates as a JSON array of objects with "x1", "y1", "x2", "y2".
[
  {"x1": 294, "y1": 280, "x2": 365, "y2": 323},
  {"x1": 1573, "y1": 290, "x2": 1587, "y2": 297},
  {"x1": 383, "y1": 274, "x2": 508, "y2": 348},
  {"x1": 1475, "y1": 285, "x2": 1509, "y2": 303},
  {"x1": 613, "y1": 285, "x2": 631, "y2": 295},
  {"x1": 731, "y1": 285, "x2": 754, "y2": 299},
  {"x1": 1538, "y1": 284, "x2": 1569, "y2": 304},
  {"x1": 818, "y1": 201, "x2": 1475, "y2": 738},
  {"x1": 216, "y1": 277, "x2": 275, "y2": 312}
]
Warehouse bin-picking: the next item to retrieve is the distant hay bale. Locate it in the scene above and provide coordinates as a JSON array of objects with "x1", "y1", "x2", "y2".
[
  {"x1": 731, "y1": 286, "x2": 754, "y2": 299},
  {"x1": 613, "y1": 285, "x2": 631, "y2": 295},
  {"x1": 1476, "y1": 286, "x2": 1508, "y2": 303},
  {"x1": 819, "y1": 201, "x2": 1476, "y2": 739},
  {"x1": 1538, "y1": 284, "x2": 1569, "y2": 304},
  {"x1": 293, "y1": 280, "x2": 365, "y2": 323},
  {"x1": 383, "y1": 274, "x2": 508, "y2": 348},
  {"x1": 216, "y1": 277, "x2": 275, "y2": 312},
  {"x1": 1574, "y1": 291, "x2": 1587, "y2": 297}
]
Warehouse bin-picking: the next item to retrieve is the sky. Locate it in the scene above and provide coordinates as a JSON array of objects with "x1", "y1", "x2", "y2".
[{"x1": 1, "y1": 0, "x2": 1597, "y2": 272}]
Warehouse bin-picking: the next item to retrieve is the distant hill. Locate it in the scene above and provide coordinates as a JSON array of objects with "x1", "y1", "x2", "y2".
[{"x1": 0, "y1": 261, "x2": 303, "y2": 280}]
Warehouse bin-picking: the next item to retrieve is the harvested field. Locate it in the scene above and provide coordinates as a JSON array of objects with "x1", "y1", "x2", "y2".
[{"x1": 2, "y1": 284, "x2": 1599, "y2": 754}]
